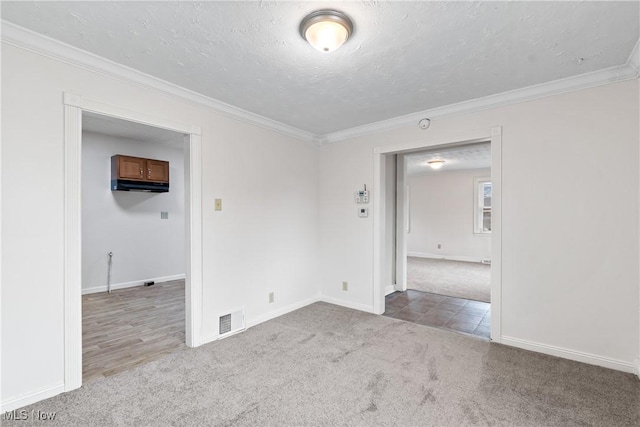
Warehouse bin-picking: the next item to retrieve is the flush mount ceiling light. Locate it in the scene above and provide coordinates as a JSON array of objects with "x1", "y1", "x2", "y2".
[
  {"x1": 300, "y1": 9, "x2": 353, "y2": 53},
  {"x1": 427, "y1": 159, "x2": 445, "y2": 170}
]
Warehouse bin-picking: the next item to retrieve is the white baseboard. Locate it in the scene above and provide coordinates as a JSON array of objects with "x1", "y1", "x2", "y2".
[
  {"x1": 318, "y1": 295, "x2": 376, "y2": 314},
  {"x1": 407, "y1": 252, "x2": 485, "y2": 263},
  {"x1": 200, "y1": 295, "x2": 322, "y2": 345},
  {"x1": 246, "y1": 295, "x2": 322, "y2": 328},
  {"x1": 82, "y1": 274, "x2": 186, "y2": 295},
  {"x1": 501, "y1": 336, "x2": 636, "y2": 374},
  {"x1": 1, "y1": 383, "x2": 65, "y2": 412},
  {"x1": 201, "y1": 294, "x2": 376, "y2": 345},
  {"x1": 384, "y1": 285, "x2": 395, "y2": 296}
]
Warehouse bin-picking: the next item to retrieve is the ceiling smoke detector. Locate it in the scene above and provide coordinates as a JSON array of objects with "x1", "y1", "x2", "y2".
[{"x1": 419, "y1": 118, "x2": 431, "y2": 129}]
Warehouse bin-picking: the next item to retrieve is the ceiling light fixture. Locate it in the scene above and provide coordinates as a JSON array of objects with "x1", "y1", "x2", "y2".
[
  {"x1": 300, "y1": 10, "x2": 353, "y2": 53},
  {"x1": 427, "y1": 159, "x2": 445, "y2": 170}
]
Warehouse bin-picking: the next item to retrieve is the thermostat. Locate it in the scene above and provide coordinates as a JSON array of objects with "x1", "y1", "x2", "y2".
[
  {"x1": 354, "y1": 185, "x2": 369, "y2": 203},
  {"x1": 355, "y1": 190, "x2": 369, "y2": 203}
]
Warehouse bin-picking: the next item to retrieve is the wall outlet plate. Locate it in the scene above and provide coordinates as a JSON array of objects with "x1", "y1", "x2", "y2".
[
  {"x1": 342, "y1": 281, "x2": 348, "y2": 291},
  {"x1": 214, "y1": 199, "x2": 222, "y2": 211},
  {"x1": 268, "y1": 292, "x2": 274, "y2": 303}
]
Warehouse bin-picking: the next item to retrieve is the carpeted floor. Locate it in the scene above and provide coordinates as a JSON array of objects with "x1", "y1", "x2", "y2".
[
  {"x1": 408, "y1": 257, "x2": 491, "y2": 302},
  {"x1": 5, "y1": 302, "x2": 639, "y2": 426}
]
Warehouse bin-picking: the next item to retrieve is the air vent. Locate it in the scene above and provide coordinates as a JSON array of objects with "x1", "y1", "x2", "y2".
[
  {"x1": 219, "y1": 314, "x2": 232, "y2": 335},
  {"x1": 218, "y1": 307, "x2": 245, "y2": 339}
]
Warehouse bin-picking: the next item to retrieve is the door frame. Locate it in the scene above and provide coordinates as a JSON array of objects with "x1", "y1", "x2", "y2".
[
  {"x1": 372, "y1": 126, "x2": 503, "y2": 342},
  {"x1": 63, "y1": 93, "x2": 203, "y2": 391}
]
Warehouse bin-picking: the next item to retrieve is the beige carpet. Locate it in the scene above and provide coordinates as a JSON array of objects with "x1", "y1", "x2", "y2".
[
  {"x1": 408, "y1": 257, "x2": 491, "y2": 302},
  {"x1": 5, "y1": 302, "x2": 639, "y2": 426}
]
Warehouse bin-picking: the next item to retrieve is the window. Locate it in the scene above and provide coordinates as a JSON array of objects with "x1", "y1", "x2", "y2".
[{"x1": 474, "y1": 178, "x2": 491, "y2": 234}]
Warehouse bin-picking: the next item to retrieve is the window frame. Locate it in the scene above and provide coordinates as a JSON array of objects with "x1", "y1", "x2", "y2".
[{"x1": 473, "y1": 176, "x2": 492, "y2": 235}]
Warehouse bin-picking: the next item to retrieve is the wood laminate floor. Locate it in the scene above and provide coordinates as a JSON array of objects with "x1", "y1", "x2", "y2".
[{"x1": 82, "y1": 279, "x2": 186, "y2": 383}]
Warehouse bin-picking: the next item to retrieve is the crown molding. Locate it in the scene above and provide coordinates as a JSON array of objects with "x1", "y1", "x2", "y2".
[
  {"x1": 2, "y1": 21, "x2": 637, "y2": 147},
  {"x1": 627, "y1": 38, "x2": 640, "y2": 74},
  {"x1": 320, "y1": 39, "x2": 640, "y2": 145},
  {"x1": 0, "y1": 20, "x2": 318, "y2": 144}
]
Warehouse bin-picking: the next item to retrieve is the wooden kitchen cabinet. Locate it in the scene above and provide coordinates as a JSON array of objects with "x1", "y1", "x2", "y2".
[
  {"x1": 146, "y1": 159, "x2": 169, "y2": 182},
  {"x1": 111, "y1": 155, "x2": 169, "y2": 183}
]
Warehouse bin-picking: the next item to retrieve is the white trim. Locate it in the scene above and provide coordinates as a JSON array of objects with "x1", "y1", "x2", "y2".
[
  {"x1": 320, "y1": 295, "x2": 376, "y2": 314},
  {"x1": 320, "y1": 63, "x2": 640, "y2": 145},
  {"x1": 63, "y1": 95, "x2": 204, "y2": 398},
  {"x1": 394, "y1": 155, "x2": 408, "y2": 292},
  {"x1": 247, "y1": 296, "x2": 322, "y2": 328},
  {"x1": 184, "y1": 133, "x2": 203, "y2": 348},
  {"x1": 200, "y1": 295, "x2": 322, "y2": 345},
  {"x1": 407, "y1": 252, "x2": 485, "y2": 264},
  {"x1": 0, "y1": 28, "x2": 2, "y2": 414},
  {"x1": 373, "y1": 127, "x2": 502, "y2": 341},
  {"x1": 1, "y1": 384, "x2": 65, "y2": 413},
  {"x1": 408, "y1": 166, "x2": 492, "y2": 178},
  {"x1": 214, "y1": 328, "x2": 245, "y2": 341},
  {"x1": 489, "y1": 127, "x2": 503, "y2": 343},
  {"x1": 64, "y1": 93, "x2": 200, "y2": 136},
  {"x1": 2, "y1": 21, "x2": 317, "y2": 144},
  {"x1": 473, "y1": 176, "x2": 492, "y2": 236},
  {"x1": 501, "y1": 336, "x2": 636, "y2": 374},
  {"x1": 373, "y1": 151, "x2": 385, "y2": 314},
  {"x1": 81, "y1": 274, "x2": 186, "y2": 295},
  {"x1": 2, "y1": 22, "x2": 638, "y2": 148},
  {"x1": 627, "y1": 38, "x2": 639, "y2": 74},
  {"x1": 384, "y1": 285, "x2": 395, "y2": 296},
  {"x1": 63, "y1": 103, "x2": 83, "y2": 391}
]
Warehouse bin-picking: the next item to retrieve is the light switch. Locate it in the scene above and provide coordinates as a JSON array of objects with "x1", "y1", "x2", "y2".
[{"x1": 214, "y1": 199, "x2": 222, "y2": 211}]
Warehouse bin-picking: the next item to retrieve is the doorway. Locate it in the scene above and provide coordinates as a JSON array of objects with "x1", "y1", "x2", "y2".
[
  {"x1": 81, "y1": 113, "x2": 188, "y2": 381},
  {"x1": 385, "y1": 143, "x2": 492, "y2": 338},
  {"x1": 372, "y1": 127, "x2": 502, "y2": 343},
  {"x1": 63, "y1": 93, "x2": 203, "y2": 392}
]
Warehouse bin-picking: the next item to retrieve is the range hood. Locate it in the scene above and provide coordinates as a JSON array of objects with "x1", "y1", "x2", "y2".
[{"x1": 111, "y1": 179, "x2": 169, "y2": 193}]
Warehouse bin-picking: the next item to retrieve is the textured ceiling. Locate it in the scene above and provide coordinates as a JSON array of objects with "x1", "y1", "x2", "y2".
[
  {"x1": 3, "y1": 1, "x2": 638, "y2": 136},
  {"x1": 406, "y1": 142, "x2": 491, "y2": 175},
  {"x1": 83, "y1": 112, "x2": 185, "y2": 148}
]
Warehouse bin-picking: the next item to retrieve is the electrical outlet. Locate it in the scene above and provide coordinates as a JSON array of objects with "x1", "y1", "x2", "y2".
[
  {"x1": 268, "y1": 292, "x2": 274, "y2": 303},
  {"x1": 437, "y1": 243, "x2": 442, "y2": 249},
  {"x1": 342, "y1": 281, "x2": 348, "y2": 291}
]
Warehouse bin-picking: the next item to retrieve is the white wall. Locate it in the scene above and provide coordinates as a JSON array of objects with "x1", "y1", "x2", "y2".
[
  {"x1": 1, "y1": 43, "x2": 319, "y2": 407},
  {"x1": 407, "y1": 169, "x2": 491, "y2": 261},
  {"x1": 82, "y1": 132, "x2": 185, "y2": 293},
  {"x1": 1, "y1": 30, "x2": 638, "y2": 411},
  {"x1": 318, "y1": 79, "x2": 639, "y2": 371}
]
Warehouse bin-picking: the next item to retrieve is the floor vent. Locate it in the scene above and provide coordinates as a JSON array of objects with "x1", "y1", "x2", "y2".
[{"x1": 218, "y1": 307, "x2": 245, "y2": 339}]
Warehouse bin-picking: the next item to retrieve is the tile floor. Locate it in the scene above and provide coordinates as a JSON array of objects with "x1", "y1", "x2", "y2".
[{"x1": 383, "y1": 289, "x2": 491, "y2": 339}]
